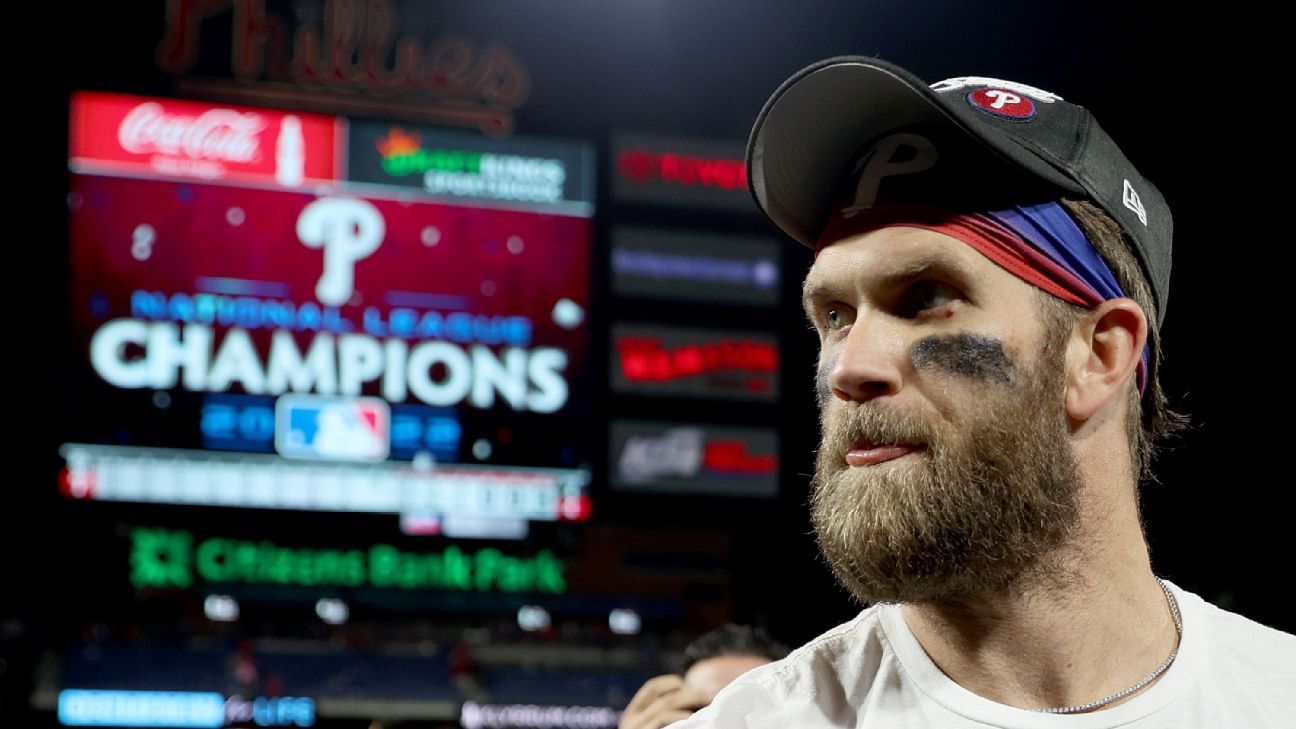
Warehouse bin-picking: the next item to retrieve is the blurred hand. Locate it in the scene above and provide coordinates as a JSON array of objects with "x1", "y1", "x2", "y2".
[{"x1": 619, "y1": 674, "x2": 711, "y2": 729}]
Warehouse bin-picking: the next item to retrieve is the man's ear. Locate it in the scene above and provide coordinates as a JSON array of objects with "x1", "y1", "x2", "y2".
[{"x1": 1064, "y1": 298, "x2": 1147, "y2": 423}]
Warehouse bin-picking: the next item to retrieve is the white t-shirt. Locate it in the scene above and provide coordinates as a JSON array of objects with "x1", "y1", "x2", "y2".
[{"x1": 670, "y1": 581, "x2": 1296, "y2": 728}]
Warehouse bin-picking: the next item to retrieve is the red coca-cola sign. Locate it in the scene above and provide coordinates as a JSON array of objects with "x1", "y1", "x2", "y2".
[
  {"x1": 70, "y1": 91, "x2": 342, "y2": 189},
  {"x1": 117, "y1": 103, "x2": 264, "y2": 162}
]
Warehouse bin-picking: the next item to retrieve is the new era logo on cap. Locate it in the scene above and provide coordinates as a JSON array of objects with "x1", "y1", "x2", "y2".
[{"x1": 1123, "y1": 179, "x2": 1148, "y2": 226}]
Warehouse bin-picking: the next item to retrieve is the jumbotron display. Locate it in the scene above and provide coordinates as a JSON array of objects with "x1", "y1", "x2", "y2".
[{"x1": 63, "y1": 91, "x2": 596, "y2": 524}]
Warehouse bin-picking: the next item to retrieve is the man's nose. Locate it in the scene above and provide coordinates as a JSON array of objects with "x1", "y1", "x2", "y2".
[{"x1": 825, "y1": 314, "x2": 907, "y2": 403}]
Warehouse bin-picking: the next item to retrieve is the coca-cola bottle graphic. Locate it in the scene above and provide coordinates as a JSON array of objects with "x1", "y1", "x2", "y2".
[{"x1": 276, "y1": 116, "x2": 305, "y2": 187}]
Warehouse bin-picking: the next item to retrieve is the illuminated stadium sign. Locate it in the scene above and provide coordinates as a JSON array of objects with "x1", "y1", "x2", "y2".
[
  {"x1": 60, "y1": 443, "x2": 591, "y2": 521},
  {"x1": 128, "y1": 527, "x2": 568, "y2": 594},
  {"x1": 63, "y1": 92, "x2": 595, "y2": 520},
  {"x1": 154, "y1": 0, "x2": 530, "y2": 134},
  {"x1": 611, "y1": 324, "x2": 779, "y2": 401},
  {"x1": 611, "y1": 133, "x2": 754, "y2": 212},
  {"x1": 610, "y1": 227, "x2": 781, "y2": 307},
  {"x1": 609, "y1": 420, "x2": 779, "y2": 497},
  {"x1": 460, "y1": 701, "x2": 619, "y2": 729},
  {"x1": 57, "y1": 690, "x2": 314, "y2": 728},
  {"x1": 69, "y1": 92, "x2": 341, "y2": 189},
  {"x1": 75, "y1": 189, "x2": 579, "y2": 414},
  {"x1": 350, "y1": 122, "x2": 595, "y2": 213}
]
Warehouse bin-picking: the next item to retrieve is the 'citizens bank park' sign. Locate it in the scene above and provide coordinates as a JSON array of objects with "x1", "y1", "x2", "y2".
[
  {"x1": 129, "y1": 528, "x2": 567, "y2": 594},
  {"x1": 64, "y1": 92, "x2": 595, "y2": 522}
]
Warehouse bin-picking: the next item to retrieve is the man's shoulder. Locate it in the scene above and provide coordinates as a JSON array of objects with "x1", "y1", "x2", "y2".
[
  {"x1": 1195, "y1": 593, "x2": 1296, "y2": 672},
  {"x1": 670, "y1": 604, "x2": 893, "y2": 727},
  {"x1": 752, "y1": 601, "x2": 888, "y2": 686}
]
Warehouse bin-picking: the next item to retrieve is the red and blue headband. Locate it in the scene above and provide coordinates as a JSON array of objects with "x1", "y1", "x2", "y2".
[{"x1": 817, "y1": 200, "x2": 1149, "y2": 396}]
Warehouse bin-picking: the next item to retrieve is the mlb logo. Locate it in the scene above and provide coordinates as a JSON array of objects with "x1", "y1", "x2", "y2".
[{"x1": 275, "y1": 395, "x2": 391, "y2": 461}]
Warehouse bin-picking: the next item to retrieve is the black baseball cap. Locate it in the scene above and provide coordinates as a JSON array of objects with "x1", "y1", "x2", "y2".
[{"x1": 746, "y1": 55, "x2": 1173, "y2": 330}]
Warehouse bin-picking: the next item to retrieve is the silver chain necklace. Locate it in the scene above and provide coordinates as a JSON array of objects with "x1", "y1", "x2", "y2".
[{"x1": 1034, "y1": 578, "x2": 1182, "y2": 714}]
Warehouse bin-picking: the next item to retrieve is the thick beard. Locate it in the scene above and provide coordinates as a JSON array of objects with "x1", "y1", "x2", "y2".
[{"x1": 809, "y1": 340, "x2": 1083, "y2": 606}]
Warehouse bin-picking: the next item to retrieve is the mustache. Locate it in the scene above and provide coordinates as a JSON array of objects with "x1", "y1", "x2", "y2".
[{"x1": 819, "y1": 400, "x2": 934, "y2": 457}]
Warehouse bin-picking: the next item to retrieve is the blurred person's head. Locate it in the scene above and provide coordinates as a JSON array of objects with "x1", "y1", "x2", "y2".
[{"x1": 677, "y1": 624, "x2": 790, "y2": 701}]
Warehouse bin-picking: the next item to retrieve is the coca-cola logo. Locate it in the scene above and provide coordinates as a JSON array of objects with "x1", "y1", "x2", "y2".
[{"x1": 118, "y1": 102, "x2": 266, "y2": 163}]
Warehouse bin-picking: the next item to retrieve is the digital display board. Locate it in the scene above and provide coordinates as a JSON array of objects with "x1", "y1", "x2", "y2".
[
  {"x1": 58, "y1": 690, "x2": 315, "y2": 728},
  {"x1": 350, "y1": 121, "x2": 595, "y2": 213},
  {"x1": 611, "y1": 133, "x2": 751, "y2": 212},
  {"x1": 460, "y1": 701, "x2": 620, "y2": 729},
  {"x1": 608, "y1": 420, "x2": 779, "y2": 498},
  {"x1": 128, "y1": 527, "x2": 568, "y2": 594},
  {"x1": 63, "y1": 91, "x2": 595, "y2": 523},
  {"x1": 69, "y1": 92, "x2": 341, "y2": 189},
  {"x1": 610, "y1": 227, "x2": 781, "y2": 307},
  {"x1": 611, "y1": 323, "x2": 779, "y2": 401}
]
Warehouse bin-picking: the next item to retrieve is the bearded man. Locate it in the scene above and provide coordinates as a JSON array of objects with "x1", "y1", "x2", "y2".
[{"x1": 669, "y1": 56, "x2": 1296, "y2": 727}]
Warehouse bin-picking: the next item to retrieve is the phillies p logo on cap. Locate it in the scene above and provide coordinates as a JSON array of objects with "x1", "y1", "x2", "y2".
[{"x1": 966, "y1": 88, "x2": 1037, "y2": 120}]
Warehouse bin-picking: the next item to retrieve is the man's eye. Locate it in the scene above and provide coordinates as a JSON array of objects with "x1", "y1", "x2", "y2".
[{"x1": 826, "y1": 307, "x2": 850, "y2": 330}]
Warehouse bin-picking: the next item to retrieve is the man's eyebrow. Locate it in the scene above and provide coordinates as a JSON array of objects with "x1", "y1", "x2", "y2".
[{"x1": 802, "y1": 254, "x2": 973, "y2": 312}]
